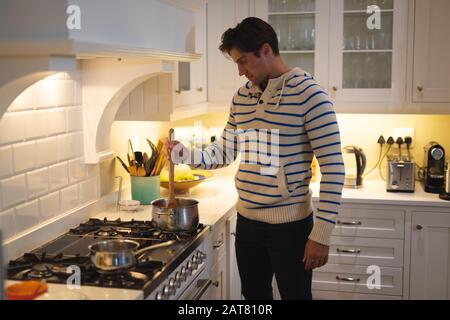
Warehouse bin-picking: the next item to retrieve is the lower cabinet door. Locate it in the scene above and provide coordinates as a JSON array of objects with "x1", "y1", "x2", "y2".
[
  {"x1": 210, "y1": 256, "x2": 227, "y2": 300},
  {"x1": 410, "y1": 211, "x2": 450, "y2": 299}
]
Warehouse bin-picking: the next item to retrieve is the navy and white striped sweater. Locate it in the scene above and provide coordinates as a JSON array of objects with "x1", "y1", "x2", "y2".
[{"x1": 190, "y1": 67, "x2": 345, "y2": 246}]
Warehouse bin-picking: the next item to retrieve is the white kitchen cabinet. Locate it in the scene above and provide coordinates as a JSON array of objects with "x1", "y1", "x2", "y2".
[
  {"x1": 411, "y1": 0, "x2": 450, "y2": 103},
  {"x1": 328, "y1": 0, "x2": 407, "y2": 107},
  {"x1": 209, "y1": 217, "x2": 228, "y2": 300},
  {"x1": 312, "y1": 201, "x2": 405, "y2": 300},
  {"x1": 207, "y1": 0, "x2": 266, "y2": 106},
  {"x1": 256, "y1": 0, "x2": 408, "y2": 112},
  {"x1": 263, "y1": 0, "x2": 329, "y2": 86},
  {"x1": 226, "y1": 211, "x2": 243, "y2": 300},
  {"x1": 410, "y1": 211, "x2": 450, "y2": 300},
  {"x1": 210, "y1": 251, "x2": 228, "y2": 300},
  {"x1": 172, "y1": 2, "x2": 208, "y2": 109}
]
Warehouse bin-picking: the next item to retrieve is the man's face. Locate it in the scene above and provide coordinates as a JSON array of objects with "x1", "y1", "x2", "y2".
[{"x1": 229, "y1": 47, "x2": 269, "y2": 85}]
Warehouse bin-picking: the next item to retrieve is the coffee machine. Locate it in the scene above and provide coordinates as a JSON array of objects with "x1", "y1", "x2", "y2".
[
  {"x1": 422, "y1": 142, "x2": 445, "y2": 193},
  {"x1": 343, "y1": 146, "x2": 366, "y2": 188}
]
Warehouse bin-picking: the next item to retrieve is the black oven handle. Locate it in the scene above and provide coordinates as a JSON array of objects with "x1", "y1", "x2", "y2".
[{"x1": 192, "y1": 279, "x2": 213, "y2": 300}]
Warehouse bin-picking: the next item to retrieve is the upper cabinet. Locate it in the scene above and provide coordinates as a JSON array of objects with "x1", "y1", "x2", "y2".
[
  {"x1": 411, "y1": 0, "x2": 450, "y2": 104},
  {"x1": 173, "y1": 2, "x2": 208, "y2": 109},
  {"x1": 266, "y1": 0, "x2": 329, "y2": 90},
  {"x1": 258, "y1": 0, "x2": 408, "y2": 112},
  {"x1": 328, "y1": 0, "x2": 407, "y2": 107},
  {"x1": 207, "y1": 0, "x2": 267, "y2": 106}
]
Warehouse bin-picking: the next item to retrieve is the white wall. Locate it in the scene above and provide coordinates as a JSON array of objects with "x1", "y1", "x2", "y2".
[{"x1": 0, "y1": 70, "x2": 100, "y2": 242}]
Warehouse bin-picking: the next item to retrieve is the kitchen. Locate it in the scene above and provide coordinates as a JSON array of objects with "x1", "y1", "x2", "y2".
[{"x1": 0, "y1": 0, "x2": 450, "y2": 301}]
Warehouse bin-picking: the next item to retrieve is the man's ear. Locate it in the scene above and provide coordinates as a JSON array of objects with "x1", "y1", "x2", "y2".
[{"x1": 261, "y1": 43, "x2": 272, "y2": 56}]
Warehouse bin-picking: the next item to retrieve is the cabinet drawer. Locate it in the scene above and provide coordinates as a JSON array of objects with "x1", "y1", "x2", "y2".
[
  {"x1": 328, "y1": 236, "x2": 404, "y2": 267},
  {"x1": 312, "y1": 290, "x2": 402, "y2": 300},
  {"x1": 331, "y1": 207, "x2": 405, "y2": 239},
  {"x1": 312, "y1": 264, "x2": 403, "y2": 296},
  {"x1": 210, "y1": 220, "x2": 226, "y2": 264}
]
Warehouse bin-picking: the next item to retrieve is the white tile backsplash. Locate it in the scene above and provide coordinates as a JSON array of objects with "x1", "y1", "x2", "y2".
[
  {"x1": 79, "y1": 178, "x2": 98, "y2": 205},
  {"x1": 0, "y1": 208, "x2": 16, "y2": 240},
  {"x1": 36, "y1": 137, "x2": 58, "y2": 168},
  {"x1": 66, "y1": 106, "x2": 83, "y2": 132},
  {"x1": 27, "y1": 167, "x2": 49, "y2": 199},
  {"x1": 0, "y1": 146, "x2": 13, "y2": 178},
  {"x1": 57, "y1": 133, "x2": 83, "y2": 161},
  {"x1": 9, "y1": 87, "x2": 35, "y2": 112},
  {"x1": 39, "y1": 191, "x2": 60, "y2": 220},
  {"x1": 49, "y1": 162, "x2": 69, "y2": 191},
  {"x1": 0, "y1": 70, "x2": 104, "y2": 247},
  {"x1": 57, "y1": 80, "x2": 75, "y2": 107},
  {"x1": 24, "y1": 110, "x2": 48, "y2": 140},
  {"x1": 69, "y1": 158, "x2": 88, "y2": 183},
  {"x1": 13, "y1": 141, "x2": 36, "y2": 173},
  {"x1": 47, "y1": 109, "x2": 67, "y2": 136},
  {"x1": 15, "y1": 200, "x2": 40, "y2": 234},
  {"x1": 34, "y1": 80, "x2": 59, "y2": 109},
  {"x1": 0, "y1": 113, "x2": 25, "y2": 145},
  {"x1": 1, "y1": 174, "x2": 27, "y2": 209},
  {"x1": 61, "y1": 184, "x2": 79, "y2": 212}
]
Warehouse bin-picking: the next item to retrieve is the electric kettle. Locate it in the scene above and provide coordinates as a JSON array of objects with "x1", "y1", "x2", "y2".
[{"x1": 343, "y1": 146, "x2": 366, "y2": 188}]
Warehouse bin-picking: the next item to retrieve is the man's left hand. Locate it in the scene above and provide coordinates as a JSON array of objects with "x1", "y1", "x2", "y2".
[{"x1": 303, "y1": 240, "x2": 329, "y2": 271}]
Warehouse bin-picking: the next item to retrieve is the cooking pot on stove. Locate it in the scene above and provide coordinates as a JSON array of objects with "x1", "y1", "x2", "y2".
[
  {"x1": 151, "y1": 198, "x2": 199, "y2": 232},
  {"x1": 88, "y1": 239, "x2": 175, "y2": 274}
]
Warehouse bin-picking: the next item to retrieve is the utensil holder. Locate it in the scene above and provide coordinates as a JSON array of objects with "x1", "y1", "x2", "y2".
[{"x1": 130, "y1": 175, "x2": 160, "y2": 205}]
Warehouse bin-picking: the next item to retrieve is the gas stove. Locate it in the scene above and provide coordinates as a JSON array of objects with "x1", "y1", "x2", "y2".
[{"x1": 7, "y1": 218, "x2": 210, "y2": 299}]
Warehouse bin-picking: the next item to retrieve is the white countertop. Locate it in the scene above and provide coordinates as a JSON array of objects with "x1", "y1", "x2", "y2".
[
  {"x1": 5, "y1": 280, "x2": 143, "y2": 300},
  {"x1": 94, "y1": 169, "x2": 239, "y2": 226},
  {"x1": 311, "y1": 178, "x2": 450, "y2": 208},
  {"x1": 96, "y1": 169, "x2": 449, "y2": 227}
]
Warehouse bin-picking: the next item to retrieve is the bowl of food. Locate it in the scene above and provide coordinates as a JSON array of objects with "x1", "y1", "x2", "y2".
[{"x1": 159, "y1": 167, "x2": 213, "y2": 193}]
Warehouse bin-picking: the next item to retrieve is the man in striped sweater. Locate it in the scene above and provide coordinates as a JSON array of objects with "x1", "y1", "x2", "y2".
[{"x1": 165, "y1": 17, "x2": 345, "y2": 300}]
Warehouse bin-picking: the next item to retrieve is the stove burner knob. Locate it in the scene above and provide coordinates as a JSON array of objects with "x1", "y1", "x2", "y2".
[
  {"x1": 168, "y1": 278, "x2": 178, "y2": 292},
  {"x1": 195, "y1": 252, "x2": 204, "y2": 264},
  {"x1": 155, "y1": 292, "x2": 167, "y2": 300},
  {"x1": 187, "y1": 261, "x2": 195, "y2": 274},
  {"x1": 190, "y1": 258, "x2": 199, "y2": 270},
  {"x1": 174, "y1": 272, "x2": 182, "y2": 287},
  {"x1": 180, "y1": 267, "x2": 188, "y2": 280},
  {"x1": 197, "y1": 251, "x2": 207, "y2": 259},
  {"x1": 163, "y1": 284, "x2": 175, "y2": 297}
]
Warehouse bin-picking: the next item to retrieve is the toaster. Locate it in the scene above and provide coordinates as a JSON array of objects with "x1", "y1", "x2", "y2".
[{"x1": 387, "y1": 158, "x2": 415, "y2": 193}]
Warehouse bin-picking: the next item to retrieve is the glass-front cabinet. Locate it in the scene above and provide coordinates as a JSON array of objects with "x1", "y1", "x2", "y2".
[
  {"x1": 265, "y1": 0, "x2": 329, "y2": 85},
  {"x1": 329, "y1": 0, "x2": 407, "y2": 106},
  {"x1": 259, "y1": 0, "x2": 408, "y2": 109}
]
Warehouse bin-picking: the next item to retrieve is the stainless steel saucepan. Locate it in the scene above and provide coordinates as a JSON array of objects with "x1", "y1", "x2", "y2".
[
  {"x1": 151, "y1": 128, "x2": 200, "y2": 232},
  {"x1": 88, "y1": 239, "x2": 175, "y2": 274}
]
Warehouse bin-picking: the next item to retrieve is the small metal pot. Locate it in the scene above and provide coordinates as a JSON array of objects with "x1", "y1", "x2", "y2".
[
  {"x1": 88, "y1": 239, "x2": 175, "y2": 274},
  {"x1": 151, "y1": 198, "x2": 199, "y2": 232}
]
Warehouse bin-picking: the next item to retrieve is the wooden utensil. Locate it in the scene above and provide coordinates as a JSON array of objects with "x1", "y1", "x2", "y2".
[
  {"x1": 116, "y1": 156, "x2": 130, "y2": 173},
  {"x1": 168, "y1": 128, "x2": 176, "y2": 207}
]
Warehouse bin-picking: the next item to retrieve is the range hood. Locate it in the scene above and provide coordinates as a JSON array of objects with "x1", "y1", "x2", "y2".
[{"x1": 0, "y1": 0, "x2": 204, "y2": 163}]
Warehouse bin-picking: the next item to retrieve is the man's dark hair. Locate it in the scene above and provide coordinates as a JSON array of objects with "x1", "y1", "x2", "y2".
[{"x1": 219, "y1": 17, "x2": 280, "y2": 57}]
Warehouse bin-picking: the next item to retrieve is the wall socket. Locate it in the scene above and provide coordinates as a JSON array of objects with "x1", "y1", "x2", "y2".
[{"x1": 391, "y1": 127, "x2": 415, "y2": 148}]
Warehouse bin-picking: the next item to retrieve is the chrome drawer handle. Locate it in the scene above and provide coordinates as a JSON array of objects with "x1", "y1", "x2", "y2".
[
  {"x1": 337, "y1": 220, "x2": 362, "y2": 226},
  {"x1": 213, "y1": 240, "x2": 224, "y2": 249},
  {"x1": 336, "y1": 276, "x2": 360, "y2": 282},
  {"x1": 336, "y1": 248, "x2": 361, "y2": 254}
]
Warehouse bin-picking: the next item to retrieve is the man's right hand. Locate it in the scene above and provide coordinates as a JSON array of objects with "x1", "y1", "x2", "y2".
[{"x1": 163, "y1": 138, "x2": 188, "y2": 164}]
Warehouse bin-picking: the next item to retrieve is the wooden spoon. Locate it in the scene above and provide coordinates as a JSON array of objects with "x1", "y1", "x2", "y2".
[{"x1": 168, "y1": 128, "x2": 176, "y2": 208}]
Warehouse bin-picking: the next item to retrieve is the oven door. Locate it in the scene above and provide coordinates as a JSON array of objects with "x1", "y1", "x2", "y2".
[{"x1": 178, "y1": 268, "x2": 213, "y2": 300}]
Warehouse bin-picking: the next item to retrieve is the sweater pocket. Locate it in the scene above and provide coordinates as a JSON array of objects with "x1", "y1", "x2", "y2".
[{"x1": 235, "y1": 164, "x2": 290, "y2": 207}]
